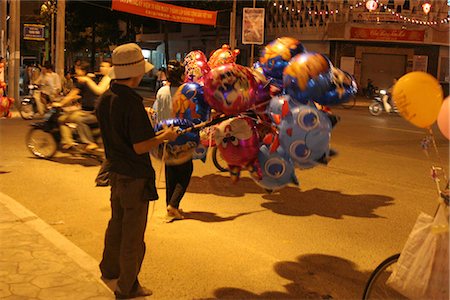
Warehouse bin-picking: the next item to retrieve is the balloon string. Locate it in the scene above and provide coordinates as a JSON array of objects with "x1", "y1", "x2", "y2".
[
  {"x1": 427, "y1": 127, "x2": 448, "y2": 182},
  {"x1": 157, "y1": 142, "x2": 167, "y2": 188}
]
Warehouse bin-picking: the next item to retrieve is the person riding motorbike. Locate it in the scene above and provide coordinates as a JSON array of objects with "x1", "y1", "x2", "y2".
[
  {"x1": 382, "y1": 78, "x2": 398, "y2": 113},
  {"x1": 35, "y1": 62, "x2": 61, "y2": 115},
  {"x1": 54, "y1": 61, "x2": 99, "y2": 150}
]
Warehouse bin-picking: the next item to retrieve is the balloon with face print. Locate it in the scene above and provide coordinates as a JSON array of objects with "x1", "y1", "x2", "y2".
[
  {"x1": 214, "y1": 116, "x2": 260, "y2": 182},
  {"x1": 204, "y1": 64, "x2": 257, "y2": 115},
  {"x1": 152, "y1": 118, "x2": 200, "y2": 166},
  {"x1": 208, "y1": 44, "x2": 240, "y2": 69},
  {"x1": 283, "y1": 52, "x2": 333, "y2": 104},
  {"x1": 279, "y1": 105, "x2": 332, "y2": 169},
  {"x1": 253, "y1": 142, "x2": 299, "y2": 191},
  {"x1": 260, "y1": 37, "x2": 306, "y2": 85}
]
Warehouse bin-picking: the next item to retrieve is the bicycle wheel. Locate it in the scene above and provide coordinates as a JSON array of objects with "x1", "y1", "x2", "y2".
[
  {"x1": 341, "y1": 96, "x2": 356, "y2": 109},
  {"x1": 212, "y1": 147, "x2": 228, "y2": 172},
  {"x1": 362, "y1": 253, "x2": 407, "y2": 300}
]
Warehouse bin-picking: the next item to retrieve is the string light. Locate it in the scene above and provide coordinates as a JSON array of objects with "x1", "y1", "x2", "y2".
[{"x1": 269, "y1": 0, "x2": 449, "y2": 26}]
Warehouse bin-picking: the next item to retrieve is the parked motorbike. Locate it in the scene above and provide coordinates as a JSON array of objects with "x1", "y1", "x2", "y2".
[
  {"x1": 19, "y1": 84, "x2": 41, "y2": 120},
  {"x1": 368, "y1": 89, "x2": 398, "y2": 116},
  {"x1": 25, "y1": 107, "x2": 104, "y2": 162}
]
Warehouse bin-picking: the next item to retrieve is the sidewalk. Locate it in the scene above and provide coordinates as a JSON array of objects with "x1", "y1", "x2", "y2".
[{"x1": 0, "y1": 192, "x2": 114, "y2": 299}]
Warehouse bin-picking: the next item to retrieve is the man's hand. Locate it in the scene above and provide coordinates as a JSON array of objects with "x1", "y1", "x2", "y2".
[{"x1": 161, "y1": 125, "x2": 180, "y2": 142}]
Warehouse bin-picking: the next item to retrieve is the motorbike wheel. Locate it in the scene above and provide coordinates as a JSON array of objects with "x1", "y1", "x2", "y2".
[
  {"x1": 20, "y1": 101, "x2": 35, "y2": 120},
  {"x1": 369, "y1": 102, "x2": 383, "y2": 116},
  {"x1": 212, "y1": 147, "x2": 228, "y2": 173},
  {"x1": 26, "y1": 128, "x2": 58, "y2": 159}
]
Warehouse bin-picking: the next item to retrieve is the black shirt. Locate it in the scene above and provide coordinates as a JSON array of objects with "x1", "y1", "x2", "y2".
[
  {"x1": 96, "y1": 83, "x2": 156, "y2": 179},
  {"x1": 74, "y1": 79, "x2": 97, "y2": 111}
]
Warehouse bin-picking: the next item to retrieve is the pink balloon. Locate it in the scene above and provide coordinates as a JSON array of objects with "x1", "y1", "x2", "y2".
[
  {"x1": 437, "y1": 97, "x2": 450, "y2": 140},
  {"x1": 204, "y1": 64, "x2": 257, "y2": 115},
  {"x1": 215, "y1": 116, "x2": 259, "y2": 169},
  {"x1": 184, "y1": 60, "x2": 210, "y2": 84}
]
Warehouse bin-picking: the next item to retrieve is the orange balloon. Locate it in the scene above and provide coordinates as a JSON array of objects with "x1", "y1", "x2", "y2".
[{"x1": 393, "y1": 72, "x2": 443, "y2": 128}]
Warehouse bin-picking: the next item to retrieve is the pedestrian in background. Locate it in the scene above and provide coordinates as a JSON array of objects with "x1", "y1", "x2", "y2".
[
  {"x1": 154, "y1": 60, "x2": 192, "y2": 221},
  {"x1": 155, "y1": 67, "x2": 167, "y2": 91},
  {"x1": 96, "y1": 43, "x2": 179, "y2": 299}
]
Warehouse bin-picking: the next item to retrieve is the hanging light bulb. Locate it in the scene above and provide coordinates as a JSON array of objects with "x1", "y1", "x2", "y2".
[
  {"x1": 366, "y1": 0, "x2": 378, "y2": 11},
  {"x1": 422, "y1": 2, "x2": 432, "y2": 14}
]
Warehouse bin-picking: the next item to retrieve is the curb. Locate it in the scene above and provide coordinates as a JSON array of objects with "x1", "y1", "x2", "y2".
[{"x1": 0, "y1": 192, "x2": 113, "y2": 296}]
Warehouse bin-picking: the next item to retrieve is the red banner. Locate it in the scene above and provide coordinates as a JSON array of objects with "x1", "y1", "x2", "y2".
[
  {"x1": 112, "y1": 0, "x2": 217, "y2": 26},
  {"x1": 350, "y1": 27, "x2": 425, "y2": 42}
]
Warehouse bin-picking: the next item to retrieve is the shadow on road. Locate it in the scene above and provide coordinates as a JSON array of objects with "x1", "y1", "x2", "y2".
[
  {"x1": 47, "y1": 156, "x2": 102, "y2": 167},
  {"x1": 188, "y1": 174, "x2": 274, "y2": 197},
  {"x1": 182, "y1": 210, "x2": 264, "y2": 223},
  {"x1": 212, "y1": 254, "x2": 370, "y2": 299},
  {"x1": 262, "y1": 187, "x2": 394, "y2": 219}
]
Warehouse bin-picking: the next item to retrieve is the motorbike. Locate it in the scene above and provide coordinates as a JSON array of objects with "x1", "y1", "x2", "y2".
[
  {"x1": 19, "y1": 84, "x2": 41, "y2": 120},
  {"x1": 368, "y1": 89, "x2": 398, "y2": 116},
  {"x1": 25, "y1": 107, "x2": 104, "y2": 162}
]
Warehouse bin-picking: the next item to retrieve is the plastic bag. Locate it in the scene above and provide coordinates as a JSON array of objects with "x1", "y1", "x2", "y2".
[{"x1": 387, "y1": 203, "x2": 449, "y2": 299}]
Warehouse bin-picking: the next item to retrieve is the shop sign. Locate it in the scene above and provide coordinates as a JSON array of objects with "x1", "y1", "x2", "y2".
[
  {"x1": 242, "y1": 8, "x2": 265, "y2": 45},
  {"x1": 112, "y1": 0, "x2": 217, "y2": 26},
  {"x1": 350, "y1": 27, "x2": 425, "y2": 42},
  {"x1": 23, "y1": 24, "x2": 45, "y2": 41}
]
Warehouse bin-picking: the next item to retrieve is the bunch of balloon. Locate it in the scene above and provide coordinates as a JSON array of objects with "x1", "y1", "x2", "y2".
[{"x1": 392, "y1": 72, "x2": 443, "y2": 129}]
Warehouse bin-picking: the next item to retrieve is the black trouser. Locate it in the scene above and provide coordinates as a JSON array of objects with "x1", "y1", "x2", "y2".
[
  {"x1": 165, "y1": 160, "x2": 193, "y2": 209},
  {"x1": 99, "y1": 172, "x2": 150, "y2": 296}
]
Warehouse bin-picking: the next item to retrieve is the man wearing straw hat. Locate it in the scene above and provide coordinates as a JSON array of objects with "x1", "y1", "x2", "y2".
[{"x1": 96, "y1": 43, "x2": 179, "y2": 299}]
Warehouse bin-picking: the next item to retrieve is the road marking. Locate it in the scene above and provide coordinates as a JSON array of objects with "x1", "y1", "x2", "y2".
[{"x1": 370, "y1": 126, "x2": 425, "y2": 135}]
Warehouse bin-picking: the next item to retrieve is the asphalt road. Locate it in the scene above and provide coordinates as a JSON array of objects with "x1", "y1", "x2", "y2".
[{"x1": 0, "y1": 104, "x2": 448, "y2": 299}]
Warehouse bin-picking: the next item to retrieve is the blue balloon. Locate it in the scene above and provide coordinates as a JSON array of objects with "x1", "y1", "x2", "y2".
[
  {"x1": 266, "y1": 94, "x2": 297, "y2": 124},
  {"x1": 260, "y1": 37, "x2": 306, "y2": 81},
  {"x1": 278, "y1": 105, "x2": 331, "y2": 169},
  {"x1": 282, "y1": 52, "x2": 333, "y2": 104},
  {"x1": 315, "y1": 69, "x2": 358, "y2": 106},
  {"x1": 253, "y1": 143, "x2": 299, "y2": 191},
  {"x1": 192, "y1": 144, "x2": 207, "y2": 162},
  {"x1": 152, "y1": 118, "x2": 200, "y2": 165},
  {"x1": 178, "y1": 82, "x2": 210, "y2": 122}
]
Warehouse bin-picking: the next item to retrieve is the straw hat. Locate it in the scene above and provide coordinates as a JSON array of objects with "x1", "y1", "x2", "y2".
[{"x1": 109, "y1": 43, "x2": 154, "y2": 80}]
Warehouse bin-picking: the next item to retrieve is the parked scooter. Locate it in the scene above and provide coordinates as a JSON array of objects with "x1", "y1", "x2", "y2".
[
  {"x1": 25, "y1": 106, "x2": 103, "y2": 162},
  {"x1": 368, "y1": 89, "x2": 398, "y2": 116},
  {"x1": 19, "y1": 84, "x2": 41, "y2": 120}
]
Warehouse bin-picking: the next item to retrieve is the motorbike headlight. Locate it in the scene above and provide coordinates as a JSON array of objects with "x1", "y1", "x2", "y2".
[{"x1": 380, "y1": 90, "x2": 387, "y2": 95}]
